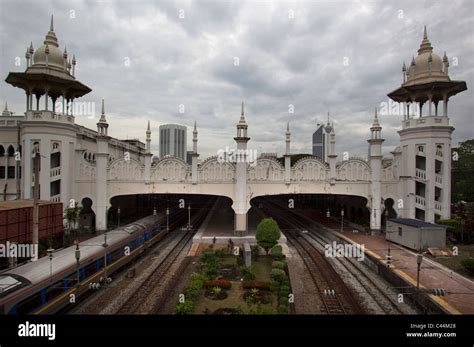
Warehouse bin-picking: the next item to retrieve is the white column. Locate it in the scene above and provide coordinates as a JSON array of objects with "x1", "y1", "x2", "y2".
[
  {"x1": 144, "y1": 154, "x2": 151, "y2": 182},
  {"x1": 425, "y1": 142, "x2": 435, "y2": 223},
  {"x1": 442, "y1": 142, "x2": 451, "y2": 219},
  {"x1": 39, "y1": 138, "x2": 51, "y2": 200},
  {"x1": 95, "y1": 138, "x2": 108, "y2": 231}
]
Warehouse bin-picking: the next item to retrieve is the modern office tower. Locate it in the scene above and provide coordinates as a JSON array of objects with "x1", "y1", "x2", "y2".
[{"x1": 159, "y1": 124, "x2": 187, "y2": 161}]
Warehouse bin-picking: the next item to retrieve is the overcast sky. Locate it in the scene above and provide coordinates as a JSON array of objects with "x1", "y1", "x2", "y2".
[{"x1": 1, "y1": 0, "x2": 473, "y2": 159}]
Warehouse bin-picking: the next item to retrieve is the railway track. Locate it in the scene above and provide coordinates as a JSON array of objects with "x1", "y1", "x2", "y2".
[
  {"x1": 257, "y1": 200, "x2": 362, "y2": 314},
  {"x1": 260, "y1": 199, "x2": 413, "y2": 314},
  {"x1": 304, "y1": 231, "x2": 408, "y2": 314},
  {"x1": 117, "y1": 200, "x2": 214, "y2": 314}
]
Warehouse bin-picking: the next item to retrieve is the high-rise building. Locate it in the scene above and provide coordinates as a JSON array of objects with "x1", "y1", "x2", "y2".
[
  {"x1": 159, "y1": 124, "x2": 187, "y2": 161},
  {"x1": 312, "y1": 123, "x2": 325, "y2": 160}
]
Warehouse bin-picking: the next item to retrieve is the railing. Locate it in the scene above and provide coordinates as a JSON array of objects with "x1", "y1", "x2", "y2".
[
  {"x1": 435, "y1": 201, "x2": 443, "y2": 212},
  {"x1": 435, "y1": 174, "x2": 443, "y2": 185},
  {"x1": 50, "y1": 195, "x2": 61, "y2": 203},
  {"x1": 402, "y1": 116, "x2": 449, "y2": 130},
  {"x1": 436, "y1": 150, "x2": 443, "y2": 158},
  {"x1": 50, "y1": 167, "x2": 61, "y2": 179},
  {"x1": 415, "y1": 168, "x2": 426, "y2": 180},
  {"x1": 415, "y1": 195, "x2": 426, "y2": 207}
]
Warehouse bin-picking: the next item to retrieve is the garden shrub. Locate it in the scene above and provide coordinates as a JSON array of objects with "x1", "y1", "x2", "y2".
[
  {"x1": 270, "y1": 245, "x2": 284, "y2": 259},
  {"x1": 272, "y1": 260, "x2": 286, "y2": 270},
  {"x1": 270, "y1": 269, "x2": 287, "y2": 283},
  {"x1": 175, "y1": 301, "x2": 195, "y2": 315},
  {"x1": 461, "y1": 258, "x2": 474, "y2": 275},
  {"x1": 251, "y1": 245, "x2": 261, "y2": 259},
  {"x1": 240, "y1": 265, "x2": 256, "y2": 281}
]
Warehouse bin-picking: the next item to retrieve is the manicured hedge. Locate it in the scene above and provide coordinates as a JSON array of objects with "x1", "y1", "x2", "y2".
[
  {"x1": 242, "y1": 280, "x2": 271, "y2": 290},
  {"x1": 204, "y1": 279, "x2": 232, "y2": 289}
]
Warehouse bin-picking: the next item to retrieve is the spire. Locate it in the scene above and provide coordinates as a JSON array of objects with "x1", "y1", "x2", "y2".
[
  {"x1": 402, "y1": 61, "x2": 406, "y2": 72},
  {"x1": 371, "y1": 107, "x2": 381, "y2": 129},
  {"x1": 147, "y1": 120, "x2": 151, "y2": 132},
  {"x1": 2, "y1": 102, "x2": 11, "y2": 117},
  {"x1": 44, "y1": 15, "x2": 58, "y2": 47},
  {"x1": 324, "y1": 111, "x2": 333, "y2": 134},
  {"x1": 240, "y1": 101, "x2": 246, "y2": 123},
  {"x1": 97, "y1": 99, "x2": 109, "y2": 136},
  {"x1": 418, "y1": 25, "x2": 433, "y2": 54},
  {"x1": 286, "y1": 121, "x2": 290, "y2": 133},
  {"x1": 29, "y1": 42, "x2": 34, "y2": 54},
  {"x1": 193, "y1": 120, "x2": 197, "y2": 133}
]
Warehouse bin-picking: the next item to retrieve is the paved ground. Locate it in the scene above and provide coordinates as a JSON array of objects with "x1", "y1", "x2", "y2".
[
  {"x1": 304, "y1": 210, "x2": 474, "y2": 314},
  {"x1": 201, "y1": 198, "x2": 260, "y2": 237}
]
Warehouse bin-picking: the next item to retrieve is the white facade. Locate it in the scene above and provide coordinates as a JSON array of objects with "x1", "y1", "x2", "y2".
[{"x1": 1, "y1": 20, "x2": 467, "y2": 233}]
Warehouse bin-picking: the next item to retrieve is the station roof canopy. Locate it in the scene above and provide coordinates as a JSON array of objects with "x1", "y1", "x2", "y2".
[{"x1": 388, "y1": 218, "x2": 448, "y2": 229}]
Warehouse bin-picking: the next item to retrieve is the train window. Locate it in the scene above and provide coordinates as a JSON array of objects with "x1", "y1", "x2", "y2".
[
  {"x1": 97, "y1": 257, "x2": 105, "y2": 269},
  {"x1": 46, "y1": 281, "x2": 65, "y2": 302},
  {"x1": 111, "y1": 248, "x2": 123, "y2": 262},
  {"x1": 65, "y1": 272, "x2": 79, "y2": 288},
  {"x1": 16, "y1": 292, "x2": 43, "y2": 315},
  {"x1": 84, "y1": 262, "x2": 97, "y2": 278}
]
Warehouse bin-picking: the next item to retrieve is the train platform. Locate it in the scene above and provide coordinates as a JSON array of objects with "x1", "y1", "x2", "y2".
[
  {"x1": 304, "y1": 210, "x2": 474, "y2": 314},
  {"x1": 192, "y1": 197, "x2": 286, "y2": 246}
]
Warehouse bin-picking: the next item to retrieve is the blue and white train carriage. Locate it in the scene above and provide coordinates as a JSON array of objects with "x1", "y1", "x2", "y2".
[{"x1": 0, "y1": 213, "x2": 170, "y2": 315}]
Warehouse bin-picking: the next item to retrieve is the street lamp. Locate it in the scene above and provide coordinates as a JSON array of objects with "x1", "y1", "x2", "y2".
[
  {"x1": 166, "y1": 207, "x2": 170, "y2": 232},
  {"x1": 117, "y1": 207, "x2": 121, "y2": 228},
  {"x1": 47, "y1": 248, "x2": 54, "y2": 283},
  {"x1": 74, "y1": 241, "x2": 81, "y2": 288},
  {"x1": 326, "y1": 209, "x2": 330, "y2": 218},
  {"x1": 188, "y1": 204, "x2": 191, "y2": 230},
  {"x1": 341, "y1": 209, "x2": 344, "y2": 232},
  {"x1": 416, "y1": 253, "x2": 423, "y2": 290}
]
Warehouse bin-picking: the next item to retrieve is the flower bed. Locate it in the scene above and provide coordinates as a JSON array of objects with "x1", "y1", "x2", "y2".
[
  {"x1": 241, "y1": 280, "x2": 271, "y2": 290},
  {"x1": 204, "y1": 279, "x2": 232, "y2": 289}
]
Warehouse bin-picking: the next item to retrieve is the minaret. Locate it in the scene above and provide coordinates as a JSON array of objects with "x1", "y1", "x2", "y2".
[
  {"x1": 192, "y1": 121, "x2": 199, "y2": 184},
  {"x1": 95, "y1": 99, "x2": 109, "y2": 231},
  {"x1": 2, "y1": 102, "x2": 11, "y2": 117},
  {"x1": 367, "y1": 108, "x2": 384, "y2": 231},
  {"x1": 146, "y1": 120, "x2": 151, "y2": 152},
  {"x1": 388, "y1": 26, "x2": 466, "y2": 222},
  {"x1": 284, "y1": 122, "x2": 291, "y2": 182},
  {"x1": 233, "y1": 102, "x2": 250, "y2": 235},
  {"x1": 327, "y1": 122, "x2": 337, "y2": 180},
  {"x1": 144, "y1": 121, "x2": 152, "y2": 182}
]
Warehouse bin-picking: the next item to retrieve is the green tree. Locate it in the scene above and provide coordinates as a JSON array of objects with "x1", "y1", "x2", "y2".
[
  {"x1": 256, "y1": 218, "x2": 281, "y2": 254},
  {"x1": 452, "y1": 139, "x2": 474, "y2": 203},
  {"x1": 200, "y1": 247, "x2": 220, "y2": 279},
  {"x1": 64, "y1": 203, "x2": 82, "y2": 232}
]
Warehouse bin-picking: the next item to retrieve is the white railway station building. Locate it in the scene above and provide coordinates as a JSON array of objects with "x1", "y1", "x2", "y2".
[{"x1": 0, "y1": 18, "x2": 467, "y2": 234}]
